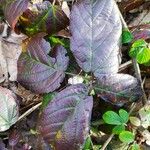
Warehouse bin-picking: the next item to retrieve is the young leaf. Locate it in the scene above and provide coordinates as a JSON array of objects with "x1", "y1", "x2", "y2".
[
  {"x1": 70, "y1": 0, "x2": 122, "y2": 76},
  {"x1": 0, "y1": 87, "x2": 19, "y2": 132},
  {"x1": 132, "y1": 39, "x2": 147, "y2": 48},
  {"x1": 4, "y1": 0, "x2": 29, "y2": 29},
  {"x1": 119, "y1": 109, "x2": 129, "y2": 124},
  {"x1": 119, "y1": 131, "x2": 135, "y2": 144},
  {"x1": 38, "y1": 84, "x2": 93, "y2": 150},
  {"x1": 94, "y1": 74, "x2": 142, "y2": 105},
  {"x1": 130, "y1": 143, "x2": 140, "y2": 150},
  {"x1": 17, "y1": 34, "x2": 69, "y2": 93},
  {"x1": 122, "y1": 29, "x2": 133, "y2": 44},
  {"x1": 24, "y1": 1, "x2": 69, "y2": 35},
  {"x1": 112, "y1": 125, "x2": 125, "y2": 135},
  {"x1": 102, "y1": 111, "x2": 122, "y2": 125},
  {"x1": 136, "y1": 48, "x2": 150, "y2": 64},
  {"x1": 129, "y1": 39, "x2": 147, "y2": 58}
]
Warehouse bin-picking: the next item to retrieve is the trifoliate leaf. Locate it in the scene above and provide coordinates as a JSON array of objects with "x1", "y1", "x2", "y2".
[
  {"x1": 119, "y1": 109, "x2": 129, "y2": 124},
  {"x1": 112, "y1": 125, "x2": 125, "y2": 135},
  {"x1": 119, "y1": 131, "x2": 135, "y2": 144},
  {"x1": 130, "y1": 143, "x2": 140, "y2": 150},
  {"x1": 103, "y1": 111, "x2": 122, "y2": 125},
  {"x1": 136, "y1": 48, "x2": 150, "y2": 64}
]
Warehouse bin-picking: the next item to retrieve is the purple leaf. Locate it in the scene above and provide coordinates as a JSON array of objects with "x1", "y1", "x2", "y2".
[
  {"x1": 38, "y1": 84, "x2": 93, "y2": 150},
  {"x1": 17, "y1": 34, "x2": 69, "y2": 93},
  {"x1": 4, "y1": 0, "x2": 29, "y2": 29},
  {"x1": 133, "y1": 29, "x2": 150, "y2": 41},
  {"x1": 95, "y1": 74, "x2": 142, "y2": 105},
  {"x1": 24, "y1": 1, "x2": 69, "y2": 35},
  {"x1": 9, "y1": 129, "x2": 20, "y2": 147},
  {"x1": 70, "y1": 0, "x2": 122, "y2": 76},
  {"x1": 0, "y1": 139, "x2": 6, "y2": 150}
]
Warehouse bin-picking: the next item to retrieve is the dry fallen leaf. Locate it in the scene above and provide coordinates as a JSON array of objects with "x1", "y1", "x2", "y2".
[{"x1": 0, "y1": 28, "x2": 27, "y2": 82}]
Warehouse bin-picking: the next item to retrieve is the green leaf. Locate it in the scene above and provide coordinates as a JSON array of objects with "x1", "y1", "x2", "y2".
[
  {"x1": 136, "y1": 48, "x2": 150, "y2": 64},
  {"x1": 83, "y1": 137, "x2": 93, "y2": 150},
  {"x1": 102, "y1": 111, "x2": 122, "y2": 125},
  {"x1": 112, "y1": 125, "x2": 125, "y2": 134},
  {"x1": 119, "y1": 109, "x2": 129, "y2": 123},
  {"x1": 122, "y1": 29, "x2": 133, "y2": 44},
  {"x1": 130, "y1": 143, "x2": 140, "y2": 150},
  {"x1": 119, "y1": 131, "x2": 135, "y2": 144},
  {"x1": 132, "y1": 39, "x2": 147, "y2": 48},
  {"x1": 129, "y1": 47, "x2": 141, "y2": 58},
  {"x1": 41, "y1": 93, "x2": 55, "y2": 110},
  {"x1": 129, "y1": 39, "x2": 148, "y2": 58},
  {"x1": 49, "y1": 36, "x2": 70, "y2": 49}
]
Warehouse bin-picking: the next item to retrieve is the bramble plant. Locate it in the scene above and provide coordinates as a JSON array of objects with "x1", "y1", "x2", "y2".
[{"x1": 0, "y1": 0, "x2": 149, "y2": 149}]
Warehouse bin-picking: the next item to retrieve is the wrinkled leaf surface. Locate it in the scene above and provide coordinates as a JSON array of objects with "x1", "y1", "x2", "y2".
[
  {"x1": 23, "y1": 1, "x2": 69, "y2": 35},
  {"x1": 70, "y1": 0, "x2": 122, "y2": 76},
  {"x1": 17, "y1": 34, "x2": 69, "y2": 93},
  {"x1": 95, "y1": 74, "x2": 142, "y2": 105},
  {"x1": 4, "y1": 0, "x2": 29, "y2": 29},
  {"x1": 38, "y1": 84, "x2": 93, "y2": 150}
]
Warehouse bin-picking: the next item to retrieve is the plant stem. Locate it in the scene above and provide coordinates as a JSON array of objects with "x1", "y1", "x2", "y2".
[
  {"x1": 118, "y1": 2, "x2": 148, "y2": 105},
  {"x1": 17, "y1": 102, "x2": 42, "y2": 122},
  {"x1": 101, "y1": 133, "x2": 114, "y2": 150},
  {"x1": 132, "y1": 58, "x2": 147, "y2": 105}
]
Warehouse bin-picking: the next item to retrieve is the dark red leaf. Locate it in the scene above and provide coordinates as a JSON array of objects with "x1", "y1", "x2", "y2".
[{"x1": 38, "y1": 84, "x2": 93, "y2": 150}]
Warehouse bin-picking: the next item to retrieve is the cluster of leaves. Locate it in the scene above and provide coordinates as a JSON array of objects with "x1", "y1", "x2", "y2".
[
  {"x1": 129, "y1": 39, "x2": 150, "y2": 66},
  {"x1": 0, "y1": 0, "x2": 148, "y2": 149},
  {"x1": 122, "y1": 28, "x2": 150, "y2": 66},
  {"x1": 103, "y1": 109, "x2": 139, "y2": 149}
]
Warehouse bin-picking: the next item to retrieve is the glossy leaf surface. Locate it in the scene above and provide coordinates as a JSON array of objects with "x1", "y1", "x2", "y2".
[
  {"x1": 38, "y1": 84, "x2": 93, "y2": 150},
  {"x1": 17, "y1": 34, "x2": 69, "y2": 93},
  {"x1": 70, "y1": 0, "x2": 122, "y2": 76}
]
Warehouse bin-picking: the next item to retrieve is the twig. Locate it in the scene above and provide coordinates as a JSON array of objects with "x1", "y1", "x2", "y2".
[
  {"x1": 101, "y1": 133, "x2": 114, "y2": 150},
  {"x1": 101, "y1": 2, "x2": 148, "y2": 149},
  {"x1": 17, "y1": 102, "x2": 42, "y2": 122},
  {"x1": 119, "y1": 3, "x2": 148, "y2": 105},
  {"x1": 132, "y1": 58, "x2": 147, "y2": 105},
  {"x1": 52, "y1": 0, "x2": 56, "y2": 5},
  {"x1": 119, "y1": 60, "x2": 132, "y2": 71}
]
